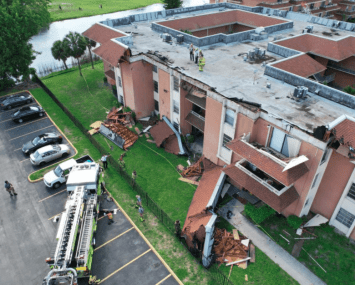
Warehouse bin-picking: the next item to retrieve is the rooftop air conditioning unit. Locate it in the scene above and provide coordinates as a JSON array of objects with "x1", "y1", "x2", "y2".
[
  {"x1": 176, "y1": 34, "x2": 184, "y2": 43},
  {"x1": 255, "y1": 27, "x2": 265, "y2": 35},
  {"x1": 293, "y1": 86, "x2": 308, "y2": 99},
  {"x1": 333, "y1": 21, "x2": 340, "y2": 27},
  {"x1": 162, "y1": 33, "x2": 172, "y2": 42}
]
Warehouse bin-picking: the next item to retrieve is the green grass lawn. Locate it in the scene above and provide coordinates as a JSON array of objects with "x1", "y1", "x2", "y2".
[
  {"x1": 261, "y1": 214, "x2": 355, "y2": 285},
  {"x1": 49, "y1": 0, "x2": 161, "y2": 22},
  {"x1": 27, "y1": 63, "x2": 298, "y2": 284}
]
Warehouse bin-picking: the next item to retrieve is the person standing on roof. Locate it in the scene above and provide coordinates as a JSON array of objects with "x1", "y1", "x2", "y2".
[
  {"x1": 89, "y1": 275, "x2": 101, "y2": 284},
  {"x1": 101, "y1": 154, "x2": 109, "y2": 169},
  {"x1": 199, "y1": 52, "x2": 205, "y2": 72},
  {"x1": 194, "y1": 48, "x2": 199, "y2": 65},
  {"x1": 189, "y1": 43, "x2": 194, "y2": 61},
  {"x1": 4, "y1": 181, "x2": 17, "y2": 197}
]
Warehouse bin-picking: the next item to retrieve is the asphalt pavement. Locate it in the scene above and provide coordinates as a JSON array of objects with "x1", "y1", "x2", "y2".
[{"x1": 0, "y1": 93, "x2": 181, "y2": 285}]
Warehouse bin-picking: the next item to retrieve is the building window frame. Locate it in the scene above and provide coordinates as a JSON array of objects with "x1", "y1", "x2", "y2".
[
  {"x1": 320, "y1": 148, "x2": 329, "y2": 165},
  {"x1": 335, "y1": 208, "x2": 355, "y2": 228},
  {"x1": 224, "y1": 109, "x2": 235, "y2": 126},
  {"x1": 311, "y1": 173, "x2": 319, "y2": 189},
  {"x1": 173, "y1": 121, "x2": 179, "y2": 132},
  {"x1": 152, "y1": 65, "x2": 157, "y2": 73},
  {"x1": 173, "y1": 76, "x2": 179, "y2": 92},
  {"x1": 173, "y1": 100, "x2": 179, "y2": 114},
  {"x1": 117, "y1": 76, "x2": 122, "y2": 87},
  {"x1": 154, "y1": 99, "x2": 159, "y2": 112},
  {"x1": 154, "y1": 80, "x2": 158, "y2": 93},
  {"x1": 347, "y1": 183, "x2": 355, "y2": 200},
  {"x1": 222, "y1": 134, "x2": 232, "y2": 150},
  {"x1": 268, "y1": 127, "x2": 300, "y2": 158}
]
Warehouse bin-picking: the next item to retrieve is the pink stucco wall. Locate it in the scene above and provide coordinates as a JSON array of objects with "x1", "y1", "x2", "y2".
[
  {"x1": 203, "y1": 97, "x2": 223, "y2": 164},
  {"x1": 312, "y1": 151, "x2": 355, "y2": 219},
  {"x1": 121, "y1": 61, "x2": 135, "y2": 110},
  {"x1": 130, "y1": 61, "x2": 154, "y2": 119}
]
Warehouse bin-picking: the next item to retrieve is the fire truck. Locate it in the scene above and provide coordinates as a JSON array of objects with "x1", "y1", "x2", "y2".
[{"x1": 43, "y1": 160, "x2": 101, "y2": 285}]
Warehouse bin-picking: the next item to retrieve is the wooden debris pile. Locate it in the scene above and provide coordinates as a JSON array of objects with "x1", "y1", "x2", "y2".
[
  {"x1": 214, "y1": 228, "x2": 254, "y2": 269},
  {"x1": 88, "y1": 121, "x2": 103, "y2": 135},
  {"x1": 106, "y1": 107, "x2": 134, "y2": 127},
  {"x1": 181, "y1": 156, "x2": 204, "y2": 177},
  {"x1": 103, "y1": 122, "x2": 139, "y2": 150}
]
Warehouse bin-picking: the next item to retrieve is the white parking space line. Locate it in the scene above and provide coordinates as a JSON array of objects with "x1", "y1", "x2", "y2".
[
  {"x1": 38, "y1": 189, "x2": 67, "y2": 203},
  {"x1": 0, "y1": 118, "x2": 14, "y2": 123},
  {"x1": 6, "y1": 117, "x2": 48, "y2": 131},
  {"x1": 20, "y1": 158, "x2": 31, "y2": 163},
  {"x1": 14, "y1": 147, "x2": 23, "y2": 151},
  {"x1": 10, "y1": 125, "x2": 52, "y2": 141}
]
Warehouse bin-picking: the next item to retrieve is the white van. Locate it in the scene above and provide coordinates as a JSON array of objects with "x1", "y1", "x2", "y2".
[{"x1": 44, "y1": 159, "x2": 77, "y2": 189}]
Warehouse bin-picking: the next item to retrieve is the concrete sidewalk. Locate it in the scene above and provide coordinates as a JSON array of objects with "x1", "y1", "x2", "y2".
[{"x1": 219, "y1": 200, "x2": 326, "y2": 285}]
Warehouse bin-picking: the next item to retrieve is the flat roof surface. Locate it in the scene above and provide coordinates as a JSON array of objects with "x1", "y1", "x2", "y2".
[{"x1": 110, "y1": 10, "x2": 355, "y2": 132}]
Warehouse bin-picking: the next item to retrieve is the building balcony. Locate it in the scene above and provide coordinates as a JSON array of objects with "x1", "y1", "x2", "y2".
[
  {"x1": 226, "y1": 139, "x2": 309, "y2": 187},
  {"x1": 337, "y1": 9, "x2": 355, "y2": 14},
  {"x1": 320, "y1": 3, "x2": 338, "y2": 10},
  {"x1": 185, "y1": 92, "x2": 206, "y2": 110},
  {"x1": 257, "y1": 1, "x2": 291, "y2": 8},
  {"x1": 290, "y1": 0, "x2": 323, "y2": 3},
  {"x1": 340, "y1": 0, "x2": 355, "y2": 5},
  {"x1": 223, "y1": 160, "x2": 300, "y2": 212},
  {"x1": 185, "y1": 110, "x2": 205, "y2": 132}
]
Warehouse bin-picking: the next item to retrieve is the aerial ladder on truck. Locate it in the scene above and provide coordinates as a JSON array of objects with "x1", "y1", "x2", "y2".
[{"x1": 43, "y1": 162, "x2": 101, "y2": 285}]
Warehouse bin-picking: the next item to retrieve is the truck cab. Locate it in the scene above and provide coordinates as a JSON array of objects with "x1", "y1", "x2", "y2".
[{"x1": 43, "y1": 159, "x2": 77, "y2": 189}]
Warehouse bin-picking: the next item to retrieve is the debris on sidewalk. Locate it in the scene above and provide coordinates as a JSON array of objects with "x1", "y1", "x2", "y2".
[
  {"x1": 291, "y1": 239, "x2": 304, "y2": 258},
  {"x1": 214, "y1": 228, "x2": 251, "y2": 269},
  {"x1": 99, "y1": 123, "x2": 138, "y2": 150}
]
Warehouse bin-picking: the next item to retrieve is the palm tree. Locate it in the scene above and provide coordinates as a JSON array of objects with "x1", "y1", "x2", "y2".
[
  {"x1": 64, "y1": 32, "x2": 86, "y2": 76},
  {"x1": 84, "y1": 37, "x2": 97, "y2": 69},
  {"x1": 51, "y1": 40, "x2": 70, "y2": 70}
]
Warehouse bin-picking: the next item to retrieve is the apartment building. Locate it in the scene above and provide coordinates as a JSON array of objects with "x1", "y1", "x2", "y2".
[
  {"x1": 82, "y1": 4, "x2": 355, "y2": 242},
  {"x1": 211, "y1": 0, "x2": 355, "y2": 20}
]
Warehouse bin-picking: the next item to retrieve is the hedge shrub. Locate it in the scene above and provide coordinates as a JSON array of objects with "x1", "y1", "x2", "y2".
[
  {"x1": 244, "y1": 203, "x2": 275, "y2": 224},
  {"x1": 287, "y1": 215, "x2": 303, "y2": 229}
]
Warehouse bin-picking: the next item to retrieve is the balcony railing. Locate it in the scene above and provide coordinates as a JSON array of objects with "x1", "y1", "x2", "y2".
[{"x1": 185, "y1": 110, "x2": 205, "y2": 132}]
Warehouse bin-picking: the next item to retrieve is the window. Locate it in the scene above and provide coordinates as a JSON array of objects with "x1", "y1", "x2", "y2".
[
  {"x1": 289, "y1": 7, "x2": 293, "y2": 11},
  {"x1": 152, "y1": 65, "x2": 157, "y2": 73},
  {"x1": 311, "y1": 173, "x2": 319, "y2": 189},
  {"x1": 336, "y1": 208, "x2": 355, "y2": 228},
  {"x1": 269, "y1": 128, "x2": 300, "y2": 157},
  {"x1": 305, "y1": 198, "x2": 310, "y2": 207},
  {"x1": 347, "y1": 183, "x2": 355, "y2": 200},
  {"x1": 309, "y1": 3, "x2": 314, "y2": 9},
  {"x1": 222, "y1": 134, "x2": 232, "y2": 149},
  {"x1": 320, "y1": 148, "x2": 329, "y2": 165},
  {"x1": 154, "y1": 80, "x2": 158, "y2": 93},
  {"x1": 154, "y1": 99, "x2": 159, "y2": 112},
  {"x1": 173, "y1": 100, "x2": 179, "y2": 114},
  {"x1": 173, "y1": 76, "x2": 179, "y2": 91},
  {"x1": 298, "y1": 6, "x2": 302, "y2": 11},
  {"x1": 119, "y1": 95, "x2": 124, "y2": 104},
  {"x1": 173, "y1": 122, "x2": 179, "y2": 131},
  {"x1": 117, "y1": 76, "x2": 122, "y2": 87},
  {"x1": 224, "y1": 109, "x2": 235, "y2": 126}
]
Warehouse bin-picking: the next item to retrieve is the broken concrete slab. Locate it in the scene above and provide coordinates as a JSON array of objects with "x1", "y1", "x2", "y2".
[{"x1": 304, "y1": 214, "x2": 328, "y2": 228}]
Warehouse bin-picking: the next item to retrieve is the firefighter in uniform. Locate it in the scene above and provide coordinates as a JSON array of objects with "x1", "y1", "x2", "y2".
[
  {"x1": 107, "y1": 212, "x2": 114, "y2": 225},
  {"x1": 89, "y1": 275, "x2": 101, "y2": 284},
  {"x1": 198, "y1": 53, "x2": 205, "y2": 72}
]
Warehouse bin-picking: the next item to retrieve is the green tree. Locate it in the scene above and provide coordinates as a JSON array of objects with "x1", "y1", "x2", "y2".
[
  {"x1": 84, "y1": 37, "x2": 97, "y2": 69},
  {"x1": 65, "y1": 32, "x2": 86, "y2": 76},
  {"x1": 51, "y1": 40, "x2": 70, "y2": 70},
  {"x1": 0, "y1": 0, "x2": 50, "y2": 90},
  {"x1": 162, "y1": 0, "x2": 183, "y2": 10}
]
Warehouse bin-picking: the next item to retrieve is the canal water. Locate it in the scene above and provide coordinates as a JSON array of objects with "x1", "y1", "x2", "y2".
[{"x1": 30, "y1": 0, "x2": 207, "y2": 73}]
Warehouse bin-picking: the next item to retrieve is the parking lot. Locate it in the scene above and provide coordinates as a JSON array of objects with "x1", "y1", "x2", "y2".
[{"x1": 0, "y1": 92, "x2": 181, "y2": 285}]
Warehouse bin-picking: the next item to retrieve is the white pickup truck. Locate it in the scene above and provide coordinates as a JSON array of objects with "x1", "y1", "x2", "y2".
[{"x1": 43, "y1": 155, "x2": 94, "y2": 189}]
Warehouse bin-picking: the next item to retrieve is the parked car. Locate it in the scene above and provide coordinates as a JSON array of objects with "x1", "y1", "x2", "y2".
[
  {"x1": 11, "y1": 106, "x2": 45, "y2": 123},
  {"x1": 22, "y1": 133, "x2": 63, "y2": 154},
  {"x1": 43, "y1": 159, "x2": 77, "y2": 189},
  {"x1": 30, "y1": 144, "x2": 70, "y2": 166},
  {"x1": 0, "y1": 93, "x2": 33, "y2": 110}
]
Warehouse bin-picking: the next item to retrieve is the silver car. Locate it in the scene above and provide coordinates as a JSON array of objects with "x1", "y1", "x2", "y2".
[{"x1": 30, "y1": 144, "x2": 70, "y2": 166}]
